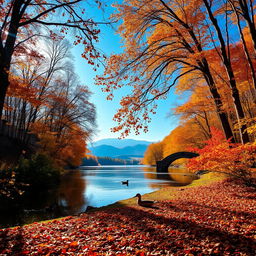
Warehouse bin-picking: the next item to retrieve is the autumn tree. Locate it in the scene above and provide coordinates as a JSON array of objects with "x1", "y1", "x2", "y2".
[
  {"x1": 175, "y1": 83, "x2": 220, "y2": 139},
  {"x1": 226, "y1": 0, "x2": 256, "y2": 56},
  {"x1": 0, "y1": 0, "x2": 103, "y2": 120},
  {"x1": 3, "y1": 37, "x2": 63, "y2": 143},
  {"x1": 4, "y1": 35, "x2": 96, "y2": 167},
  {"x1": 142, "y1": 142, "x2": 164, "y2": 165},
  {"x1": 225, "y1": 0, "x2": 256, "y2": 90},
  {"x1": 142, "y1": 120, "x2": 207, "y2": 166},
  {"x1": 97, "y1": 0, "x2": 236, "y2": 141},
  {"x1": 4, "y1": 38, "x2": 72, "y2": 141},
  {"x1": 97, "y1": 0, "x2": 256, "y2": 144},
  {"x1": 162, "y1": 122, "x2": 206, "y2": 157},
  {"x1": 187, "y1": 127, "x2": 256, "y2": 185},
  {"x1": 201, "y1": 0, "x2": 249, "y2": 143},
  {"x1": 203, "y1": 41, "x2": 256, "y2": 141},
  {"x1": 30, "y1": 62, "x2": 96, "y2": 167}
]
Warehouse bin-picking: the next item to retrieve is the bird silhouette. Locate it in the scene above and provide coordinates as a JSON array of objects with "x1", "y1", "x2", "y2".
[
  {"x1": 134, "y1": 193, "x2": 157, "y2": 208},
  {"x1": 121, "y1": 180, "x2": 129, "y2": 185}
]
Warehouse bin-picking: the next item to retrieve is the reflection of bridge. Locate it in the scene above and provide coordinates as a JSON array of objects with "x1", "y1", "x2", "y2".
[{"x1": 156, "y1": 152, "x2": 199, "y2": 173}]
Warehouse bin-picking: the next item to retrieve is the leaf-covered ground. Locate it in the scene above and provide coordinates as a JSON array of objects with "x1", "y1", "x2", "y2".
[{"x1": 0, "y1": 179, "x2": 255, "y2": 255}]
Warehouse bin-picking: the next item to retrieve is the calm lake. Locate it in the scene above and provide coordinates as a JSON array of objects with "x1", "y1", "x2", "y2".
[{"x1": 0, "y1": 165, "x2": 197, "y2": 228}]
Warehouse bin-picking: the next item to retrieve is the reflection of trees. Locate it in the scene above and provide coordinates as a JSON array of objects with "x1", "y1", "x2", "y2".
[
  {"x1": 169, "y1": 173, "x2": 194, "y2": 185},
  {"x1": 143, "y1": 166, "x2": 171, "y2": 189},
  {"x1": 143, "y1": 167, "x2": 157, "y2": 180},
  {"x1": 169, "y1": 166, "x2": 192, "y2": 173},
  {"x1": 58, "y1": 170, "x2": 87, "y2": 214},
  {"x1": 2, "y1": 170, "x2": 87, "y2": 227},
  {"x1": 147, "y1": 183, "x2": 171, "y2": 189},
  {"x1": 143, "y1": 166, "x2": 196, "y2": 188},
  {"x1": 143, "y1": 166, "x2": 173, "y2": 181},
  {"x1": 169, "y1": 167, "x2": 195, "y2": 185}
]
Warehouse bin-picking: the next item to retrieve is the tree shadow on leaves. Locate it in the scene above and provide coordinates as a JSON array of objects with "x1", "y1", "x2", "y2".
[
  {"x1": 0, "y1": 226, "x2": 25, "y2": 256},
  {"x1": 106, "y1": 201, "x2": 255, "y2": 255},
  {"x1": 163, "y1": 200, "x2": 255, "y2": 220}
]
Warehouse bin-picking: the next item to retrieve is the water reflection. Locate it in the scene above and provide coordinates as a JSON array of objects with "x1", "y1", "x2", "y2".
[
  {"x1": 142, "y1": 166, "x2": 196, "y2": 188},
  {"x1": 57, "y1": 170, "x2": 87, "y2": 214},
  {"x1": 0, "y1": 165, "x2": 197, "y2": 228}
]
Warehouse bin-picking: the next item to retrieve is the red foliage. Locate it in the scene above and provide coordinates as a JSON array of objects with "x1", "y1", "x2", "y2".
[
  {"x1": 0, "y1": 180, "x2": 255, "y2": 255},
  {"x1": 186, "y1": 127, "x2": 256, "y2": 179}
]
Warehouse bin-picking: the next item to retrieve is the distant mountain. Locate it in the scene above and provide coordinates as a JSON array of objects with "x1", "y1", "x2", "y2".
[
  {"x1": 91, "y1": 138, "x2": 152, "y2": 149},
  {"x1": 89, "y1": 144, "x2": 148, "y2": 158}
]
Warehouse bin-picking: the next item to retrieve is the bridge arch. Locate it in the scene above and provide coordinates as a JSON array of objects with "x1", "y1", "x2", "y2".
[{"x1": 156, "y1": 151, "x2": 199, "y2": 172}]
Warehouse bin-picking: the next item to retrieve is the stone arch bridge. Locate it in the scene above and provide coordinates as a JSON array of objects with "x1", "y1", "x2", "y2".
[{"x1": 156, "y1": 151, "x2": 199, "y2": 172}]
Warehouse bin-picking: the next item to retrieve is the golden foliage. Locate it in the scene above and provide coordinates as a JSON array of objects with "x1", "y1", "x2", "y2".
[{"x1": 142, "y1": 142, "x2": 164, "y2": 165}]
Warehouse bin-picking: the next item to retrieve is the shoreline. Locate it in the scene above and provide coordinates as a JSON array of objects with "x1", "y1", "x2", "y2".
[
  {"x1": 1, "y1": 166, "x2": 201, "y2": 229},
  {"x1": 6, "y1": 172, "x2": 226, "y2": 229},
  {"x1": 1, "y1": 172, "x2": 255, "y2": 255}
]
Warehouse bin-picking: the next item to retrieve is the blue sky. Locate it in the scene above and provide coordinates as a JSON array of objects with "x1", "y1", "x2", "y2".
[{"x1": 72, "y1": 1, "x2": 182, "y2": 142}]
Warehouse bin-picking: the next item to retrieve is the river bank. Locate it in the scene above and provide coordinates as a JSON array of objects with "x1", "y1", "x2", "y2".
[{"x1": 0, "y1": 173, "x2": 255, "y2": 255}]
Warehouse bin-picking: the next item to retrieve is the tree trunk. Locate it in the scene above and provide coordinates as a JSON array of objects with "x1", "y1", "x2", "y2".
[
  {"x1": 0, "y1": 69, "x2": 10, "y2": 121},
  {"x1": 203, "y1": 71, "x2": 235, "y2": 142},
  {"x1": 230, "y1": 0, "x2": 256, "y2": 90},
  {"x1": 167, "y1": 16, "x2": 235, "y2": 142},
  {"x1": 0, "y1": 0, "x2": 22, "y2": 120},
  {"x1": 167, "y1": 7, "x2": 236, "y2": 142},
  {"x1": 203, "y1": 111, "x2": 211, "y2": 136},
  {"x1": 238, "y1": 0, "x2": 256, "y2": 55},
  {"x1": 203, "y1": 0, "x2": 250, "y2": 144}
]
